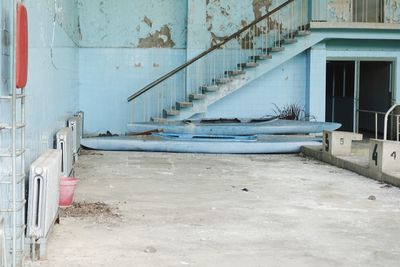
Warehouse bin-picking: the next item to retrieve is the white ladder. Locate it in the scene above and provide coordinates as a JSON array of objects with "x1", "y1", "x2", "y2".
[{"x1": 0, "y1": 0, "x2": 26, "y2": 266}]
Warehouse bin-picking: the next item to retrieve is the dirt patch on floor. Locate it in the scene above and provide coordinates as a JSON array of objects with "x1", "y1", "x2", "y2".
[
  {"x1": 80, "y1": 150, "x2": 104, "y2": 156},
  {"x1": 60, "y1": 202, "x2": 121, "y2": 221}
]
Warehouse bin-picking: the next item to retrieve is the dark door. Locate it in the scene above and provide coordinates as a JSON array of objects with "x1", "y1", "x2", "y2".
[
  {"x1": 358, "y1": 61, "x2": 392, "y2": 136},
  {"x1": 326, "y1": 61, "x2": 355, "y2": 132}
]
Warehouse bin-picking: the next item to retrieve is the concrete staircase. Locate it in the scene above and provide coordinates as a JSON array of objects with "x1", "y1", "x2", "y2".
[
  {"x1": 128, "y1": 0, "x2": 400, "y2": 124},
  {"x1": 154, "y1": 30, "x2": 324, "y2": 122}
]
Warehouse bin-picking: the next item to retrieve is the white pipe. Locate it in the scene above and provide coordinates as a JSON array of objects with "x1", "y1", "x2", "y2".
[
  {"x1": 10, "y1": 0, "x2": 17, "y2": 265},
  {"x1": 397, "y1": 116, "x2": 399, "y2": 142},
  {"x1": 375, "y1": 112, "x2": 378, "y2": 139}
]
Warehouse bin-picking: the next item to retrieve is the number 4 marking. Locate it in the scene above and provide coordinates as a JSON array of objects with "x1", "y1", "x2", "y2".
[
  {"x1": 391, "y1": 151, "x2": 397, "y2": 159},
  {"x1": 372, "y1": 144, "x2": 378, "y2": 166}
]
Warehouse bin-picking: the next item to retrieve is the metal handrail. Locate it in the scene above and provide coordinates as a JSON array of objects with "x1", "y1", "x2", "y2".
[
  {"x1": 384, "y1": 104, "x2": 400, "y2": 140},
  {"x1": 127, "y1": 0, "x2": 295, "y2": 102},
  {"x1": 358, "y1": 107, "x2": 400, "y2": 140},
  {"x1": 358, "y1": 109, "x2": 382, "y2": 139}
]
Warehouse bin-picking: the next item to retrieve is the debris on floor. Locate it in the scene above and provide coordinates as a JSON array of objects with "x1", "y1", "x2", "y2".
[
  {"x1": 60, "y1": 202, "x2": 120, "y2": 220},
  {"x1": 144, "y1": 246, "x2": 157, "y2": 254},
  {"x1": 80, "y1": 150, "x2": 104, "y2": 156}
]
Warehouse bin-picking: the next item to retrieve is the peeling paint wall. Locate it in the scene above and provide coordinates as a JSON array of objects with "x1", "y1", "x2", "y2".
[
  {"x1": 323, "y1": 0, "x2": 400, "y2": 23},
  {"x1": 77, "y1": 0, "x2": 187, "y2": 48},
  {"x1": 40, "y1": 0, "x2": 80, "y2": 45},
  {"x1": 77, "y1": 0, "x2": 188, "y2": 134},
  {"x1": 327, "y1": 0, "x2": 351, "y2": 22},
  {"x1": 385, "y1": 0, "x2": 400, "y2": 23},
  {"x1": 188, "y1": 0, "x2": 275, "y2": 50}
]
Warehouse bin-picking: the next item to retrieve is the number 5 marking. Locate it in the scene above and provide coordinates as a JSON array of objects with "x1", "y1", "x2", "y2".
[{"x1": 325, "y1": 133, "x2": 329, "y2": 152}]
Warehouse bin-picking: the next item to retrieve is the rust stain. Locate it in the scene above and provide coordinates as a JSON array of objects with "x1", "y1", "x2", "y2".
[
  {"x1": 143, "y1": 16, "x2": 153, "y2": 28},
  {"x1": 210, "y1": 32, "x2": 227, "y2": 47},
  {"x1": 206, "y1": 13, "x2": 213, "y2": 31},
  {"x1": 252, "y1": 0, "x2": 272, "y2": 19},
  {"x1": 220, "y1": 7, "x2": 230, "y2": 17},
  {"x1": 137, "y1": 25, "x2": 176, "y2": 48}
]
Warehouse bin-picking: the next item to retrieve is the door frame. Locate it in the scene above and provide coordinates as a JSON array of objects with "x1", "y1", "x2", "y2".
[{"x1": 326, "y1": 57, "x2": 397, "y2": 134}]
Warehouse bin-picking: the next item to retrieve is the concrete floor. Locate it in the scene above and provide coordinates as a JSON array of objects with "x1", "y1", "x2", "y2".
[{"x1": 26, "y1": 151, "x2": 400, "y2": 267}]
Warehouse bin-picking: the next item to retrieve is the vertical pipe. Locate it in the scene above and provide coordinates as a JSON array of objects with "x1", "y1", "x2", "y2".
[
  {"x1": 239, "y1": 34, "x2": 242, "y2": 70},
  {"x1": 252, "y1": 25, "x2": 256, "y2": 63},
  {"x1": 375, "y1": 112, "x2": 378, "y2": 139}
]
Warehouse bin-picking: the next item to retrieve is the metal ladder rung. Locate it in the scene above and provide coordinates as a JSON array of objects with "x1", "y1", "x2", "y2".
[
  {"x1": 4, "y1": 225, "x2": 26, "y2": 240},
  {"x1": 0, "y1": 94, "x2": 25, "y2": 100},
  {"x1": 0, "y1": 123, "x2": 26, "y2": 130},
  {"x1": 0, "y1": 200, "x2": 26, "y2": 213},
  {"x1": 0, "y1": 149, "x2": 25, "y2": 158},
  {"x1": 0, "y1": 174, "x2": 25, "y2": 185}
]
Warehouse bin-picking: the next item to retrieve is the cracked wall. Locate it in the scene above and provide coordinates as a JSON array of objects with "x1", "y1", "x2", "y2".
[
  {"x1": 38, "y1": 0, "x2": 80, "y2": 45},
  {"x1": 77, "y1": 0, "x2": 187, "y2": 48},
  {"x1": 188, "y1": 0, "x2": 287, "y2": 51}
]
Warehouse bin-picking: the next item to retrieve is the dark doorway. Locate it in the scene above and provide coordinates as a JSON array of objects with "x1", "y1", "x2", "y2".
[
  {"x1": 358, "y1": 61, "x2": 392, "y2": 137},
  {"x1": 325, "y1": 60, "x2": 393, "y2": 136},
  {"x1": 326, "y1": 61, "x2": 355, "y2": 132}
]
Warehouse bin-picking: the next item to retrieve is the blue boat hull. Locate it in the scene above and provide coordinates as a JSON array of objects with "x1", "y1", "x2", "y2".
[
  {"x1": 127, "y1": 119, "x2": 341, "y2": 135},
  {"x1": 81, "y1": 135, "x2": 321, "y2": 154}
]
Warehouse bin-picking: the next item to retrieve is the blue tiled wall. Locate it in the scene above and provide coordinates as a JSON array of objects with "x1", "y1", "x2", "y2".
[
  {"x1": 79, "y1": 48, "x2": 186, "y2": 134},
  {"x1": 22, "y1": 0, "x2": 79, "y2": 167}
]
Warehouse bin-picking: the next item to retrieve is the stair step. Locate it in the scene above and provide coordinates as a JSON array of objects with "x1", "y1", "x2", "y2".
[
  {"x1": 268, "y1": 47, "x2": 285, "y2": 53},
  {"x1": 213, "y1": 78, "x2": 233, "y2": 85},
  {"x1": 238, "y1": 62, "x2": 259, "y2": 68},
  {"x1": 176, "y1": 101, "x2": 193, "y2": 109},
  {"x1": 151, "y1": 117, "x2": 169, "y2": 123},
  {"x1": 189, "y1": 93, "x2": 206, "y2": 101},
  {"x1": 201, "y1": 85, "x2": 219, "y2": 92},
  {"x1": 225, "y1": 70, "x2": 246, "y2": 76},
  {"x1": 297, "y1": 30, "x2": 311, "y2": 36},
  {"x1": 284, "y1": 38, "x2": 297, "y2": 44},
  {"x1": 249, "y1": 54, "x2": 272, "y2": 61},
  {"x1": 163, "y1": 108, "x2": 180, "y2": 117}
]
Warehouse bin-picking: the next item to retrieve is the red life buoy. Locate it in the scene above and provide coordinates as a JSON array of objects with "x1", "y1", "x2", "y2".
[{"x1": 16, "y1": 3, "x2": 28, "y2": 89}]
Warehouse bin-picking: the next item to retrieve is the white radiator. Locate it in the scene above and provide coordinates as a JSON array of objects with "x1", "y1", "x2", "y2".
[
  {"x1": 0, "y1": 216, "x2": 6, "y2": 267},
  {"x1": 75, "y1": 111, "x2": 84, "y2": 137},
  {"x1": 56, "y1": 128, "x2": 73, "y2": 177},
  {"x1": 68, "y1": 116, "x2": 82, "y2": 156},
  {"x1": 27, "y1": 149, "x2": 62, "y2": 240}
]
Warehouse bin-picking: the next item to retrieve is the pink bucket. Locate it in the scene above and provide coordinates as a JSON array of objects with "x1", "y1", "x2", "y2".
[{"x1": 59, "y1": 177, "x2": 79, "y2": 207}]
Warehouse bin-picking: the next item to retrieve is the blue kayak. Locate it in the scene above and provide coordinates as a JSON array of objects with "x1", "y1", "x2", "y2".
[
  {"x1": 127, "y1": 119, "x2": 341, "y2": 135},
  {"x1": 81, "y1": 134, "x2": 321, "y2": 154}
]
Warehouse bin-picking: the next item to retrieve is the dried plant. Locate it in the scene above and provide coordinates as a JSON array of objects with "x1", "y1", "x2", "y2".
[{"x1": 272, "y1": 103, "x2": 315, "y2": 121}]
